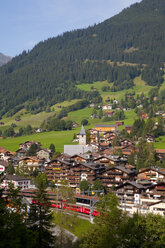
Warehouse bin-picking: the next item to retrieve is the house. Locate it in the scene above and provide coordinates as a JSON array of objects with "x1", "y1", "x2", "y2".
[
  {"x1": 105, "y1": 111, "x2": 114, "y2": 117},
  {"x1": 136, "y1": 168, "x2": 165, "y2": 183},
  {"x1": 37, "y1": 148, "x2": 52, "y2": 161},
  {"x1": 16, "y1": 148, "x2": 28, "y2": 158},
  {"x1": 146, "y1": 134, "x2": 155, "y2": 143},
  {"x1": 155, "y1": 149, "x2": 165, "y2": 160},
  {"x1": 94, "y1": 124, "x2": 118, "y2": 133},
  {"x1": 121, "y1": 139, "x2": 133, "y2": 147},
  {"x1": 102, "y1": 104, "x2": 112, "y2": 110},
  {"x1": 0, "y1": 175, "x2": 31, "y2": 190},
  {"x1": 141, "y1": 113, "x2": 148, "y2": 119},
  {"x1": 19, "y1": 141, "x2": 42, "y2": 151},
  {"x1": 45, "y1": 159, "x2": 105, "y2": 188},
  {"x1": 72, "y1": 122, "x2": 79, "y2": 128},
  {"x1": 0, "y1": 147, "x2": 14, "y2": 161},
  {"x1": 125, "y1": 125, "x2": 132, "y2": 134},
  {"x1": 99, "y1": 166, "x2": 135, "y2": 188},
  {"x1": 18, "y1": 157, "x2": 45, "y2": 172},
  {"x1": 116, "y1": 121, "x2": 124, "y2": 126},
  {"x1": 0, "y1": 160, "x2": 9, "y2": 174},
  {"x1": 68, "y1": 162, "x2": 105, "y2": 188},
  {"x1": 115, "y1": 181, "x2": 146, "y2": 205}
]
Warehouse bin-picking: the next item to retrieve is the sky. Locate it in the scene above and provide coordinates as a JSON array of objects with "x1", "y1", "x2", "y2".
[{"x1": 1, "y1": 0, "x2": 141, "y2": 57}]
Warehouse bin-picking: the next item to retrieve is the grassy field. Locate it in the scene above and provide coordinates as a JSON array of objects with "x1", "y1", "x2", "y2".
[
  {"x1": 0, "y1": 129, "x2": 81, "y2": 152},
  {"x1": 53, "y1": 211, "x2": 92, "y2": 238},
  {"x1": 76, "y1": 76, "x2": 154, "y2": 102},
  {"x1": 154, "y1": 136, "x2": 165, "y2": 149},
  {"x1": 0, "y1": 99, "x2": 81, "y2": 131}
]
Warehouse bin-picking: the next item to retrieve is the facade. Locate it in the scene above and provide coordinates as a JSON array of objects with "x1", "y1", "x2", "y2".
[
  {"x1": 37, "y1": 148, "x2": 51, "y2": 161},
  {"x1": 136, "y1": 168, "x2": 165, "y2": 183},
  {"x1": 99, "y1": 166, "x2": 135, "y2": 188},
  {"x1": 0, "y1": 175, "x2": 31, "y2": 190}
]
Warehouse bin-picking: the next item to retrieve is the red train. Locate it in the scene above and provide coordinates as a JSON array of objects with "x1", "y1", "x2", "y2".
[{"x1": 49, "y1": 201, "x2": 99, "y2": 217}]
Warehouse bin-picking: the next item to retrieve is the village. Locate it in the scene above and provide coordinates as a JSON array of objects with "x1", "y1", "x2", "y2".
[{"x1": 0, "y1": 122, "x2": 165, "y2": 217}]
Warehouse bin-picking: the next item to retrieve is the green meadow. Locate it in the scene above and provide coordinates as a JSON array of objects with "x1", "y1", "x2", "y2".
[
  {"x1": 76, "y1": 76, "x2": 155, "y2": 102},
  {"x1": 0, "y1": 129, "x2": 81, "y2": 152}
]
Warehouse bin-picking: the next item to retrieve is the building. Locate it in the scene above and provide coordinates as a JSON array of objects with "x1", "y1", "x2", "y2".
[
  {"x1": 94, "y1": 124, "x2": 118, "y2": 133},
  {"x1": 136, "y1": 168, "x2": 165, "y2": 183},
  {"x1": 37, "y1": 148, "x2": 52, "y2": 161},
  {"x1": 78, "y1": 125, "x2": 86, "y2": 145},
  {"x1": 0, "y1": 175, "x2": 31, "y2": 190},
  {"x1": 99, "y1": 166, "x2": 136, "y2": 188}
]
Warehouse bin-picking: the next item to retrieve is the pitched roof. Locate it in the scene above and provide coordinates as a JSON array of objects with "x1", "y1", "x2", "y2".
[{"x1": 79, "y1": 125, "x2": 86, "y2": 135}]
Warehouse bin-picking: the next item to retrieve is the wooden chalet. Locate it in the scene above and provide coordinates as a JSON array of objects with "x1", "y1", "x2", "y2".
[
  {"x1": 136, "y1": 168, "x2": 165, "y2": 183},
  {"x1": 18, "y1": 157, "x2": 45, "y2": 172},
  {"x1": 19, "y1": 141, "x2": 42, "y2": 150},
  {"x1": 125, "y1": 125, "x2": 132, "y2": 134},
  {"x1": 115, "y1": 181, "x2": 146, "y2": 205},
  {"x1": 67, "y1": 162, "x2": 105, "y2": 188},
  {"x1": 45, "y1": 159, "x2": 72, "y2": 182},
  {"x1": 116, "y1": 121, "x2": 124, "y2": 126},
  {"x1": 99, "y1": 166, "x2": 136, "y2": 188},
  {"x1": 16, "y1": 148, "x2": 28, "y2": 158}
]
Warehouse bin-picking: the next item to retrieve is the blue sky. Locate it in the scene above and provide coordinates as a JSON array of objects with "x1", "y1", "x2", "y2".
[{"x1": 1, "y1": 0, "x2": 141, "y2": 57}]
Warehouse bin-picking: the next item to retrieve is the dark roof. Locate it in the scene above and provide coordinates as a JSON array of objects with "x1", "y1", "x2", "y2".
[
  {"x1": 79, "y1": 125, "x2": 86, "y2": 135},
  {"x1": 116, "y1": 181, "x2": 145, "y2": 190},
  {"x1": 5, "y1": 175, "x2": 30, "y2": 181},
  {"x1": 95, "y1": 124, "x2": 117, "y2": 127}
]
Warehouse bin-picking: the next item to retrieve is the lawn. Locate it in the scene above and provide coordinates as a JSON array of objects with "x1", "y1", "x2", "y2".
[
  {"x1": 53, "y1": 211, "x2": 92, "y2": 238},
  {"x1": 0, "y1": 99, "x2": 81, "y2": 131},
  {"x1": 76, "y1": 76, "x2": 154, "y2": 102},
  {"x1": 154, "y1": 136, "x2": 165, "y2": 149},
  {"x1": 0, "y1": 129, "x2": 81, "y2": 152}
]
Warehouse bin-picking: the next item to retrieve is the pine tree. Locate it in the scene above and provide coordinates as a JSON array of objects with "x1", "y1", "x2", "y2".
[{"x1": 28, "y1": 173, "x2": 55, "y2": 248}]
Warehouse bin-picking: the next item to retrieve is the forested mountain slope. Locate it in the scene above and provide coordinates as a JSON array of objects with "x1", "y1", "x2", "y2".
[{"x1": 0, "y1": 0, "x2": 164, "y2": 116}]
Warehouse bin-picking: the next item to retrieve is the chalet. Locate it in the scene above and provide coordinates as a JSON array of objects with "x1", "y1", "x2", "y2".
[
  {"x1": 45, "y1": 159, "x2": 71, "y2": 182},
  {"x1": 141, "y1": 113, "x2": 148, "y2": 119},
  {"x1": 143, "y1": 182, "x2": 165, "y2": 200},
  {"x1": 102, "y1": 104, "x2": 112, "y2": 110},
  {"x1": 115, "y1": 181, "x2": 146, "y2": 205},
  {"x1": 72, "y1": 122, "x2": 79, "y2": 128},
  {"x1": 70, "y1": 154, "x2": 94, "y2": 163},
  {"x1": 68, "y1": 162, "x2": 105, "y2": 188},
  {"x1": 99, "y1": 166, "x2": 135, "y2": 188},
  {"x1": 45, "y1": 159, "x2": 105, "y2": 188},
  {"x1": 104, "y1": 111, "x2": 114, "y2": 117},
  {"x1": 0, "y1": 147, "x2": 14, "y2": 161},
  {"x1": 136, "y1": 168, "x2": 165, "y2": 183},
  {"x1": 146, "y1": 134, "x2": 155, "y2": 143},
  {"x1": 125, "y1": 125, "x2": 132, "y2": 134},
  {"x1": 121, "y1": 139, "x2": 133, "y2": 147},
  {"x1": 93, "y1": 155, "x2": 127, "y2": 167},
  {"x1": 18, "y1": 157, "x2": 45, "y2": 172},
  {"x1": 155, "y1": 149, "x2": 165, "y2": 160},
  {"x1": 148, "y1": 201, "x2": 165, "y2": 216},
  {"x1": 37, "y1": 148, "x2": 52, "y2": 161},
  {"x1": 16, "y1": 148, "x2": 28, "y2": 158},
  {"x1": 116, "y1": 121, "x2": 124, "y2": 126},
  {"x1": 19, "y1": 141, "x2": 42, "y2": 151},
  {"x1": 94, "y1": 124, "x2": 118, "y2": 133},
  {"x1": 0, "y1": 175, "x2": 31, "y2": 190},
  {"x1": 122, "y1": 145, "x2": 138, "y2": 157},
  {"x1": 0, "y1": 160, "x2": 8, "y2": 174}
]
